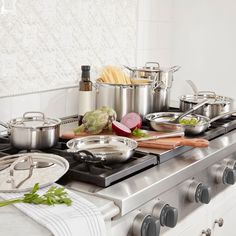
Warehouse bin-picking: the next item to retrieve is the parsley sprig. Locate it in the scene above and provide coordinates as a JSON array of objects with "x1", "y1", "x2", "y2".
[
  {"x1": 132, "y1": 128, "x2": 149, "y2": 138},
  {"x1": 0, "y1": 183, "x2": 72, "y2": 207}
]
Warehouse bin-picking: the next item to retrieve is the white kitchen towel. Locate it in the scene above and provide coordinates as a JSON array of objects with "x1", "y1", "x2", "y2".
[{"x1": 0, "y1": 185, "x2": 107, "y2": 236}]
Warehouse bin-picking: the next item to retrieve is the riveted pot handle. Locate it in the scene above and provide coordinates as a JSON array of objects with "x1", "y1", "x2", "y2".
[
  {"x1": 23, "y1": 111, "x2": 45, "y2": 120},
  {"x1": 209, "y1": 110, "x2": 236, "y2": 123},
  {"x1": 197, "y1": 91, "x2": 216, "y2": 97},
  {"x1": 169, "y1": 65, "x2": 181, "y2": 73},
  {"x1": 145, "y1": 62, "x2": 160, "y2": 68},
  {"x1": 0, "y1": 121, "x2": 8, "y2": 129}
]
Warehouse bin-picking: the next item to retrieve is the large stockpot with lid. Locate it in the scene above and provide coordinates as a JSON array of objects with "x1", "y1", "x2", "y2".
[
  {"x1": 0, "y1": 112, "x2": 61, "y2": 149},
  {"x1": 125, "y1": 62, "x2": 181, "y2": 112},
  {"x1": 96, "y1": 81, "x2": 153, "y2": 120},
  {"x1": 180, "y1": 91, "x2": 233, "y2": 119}
]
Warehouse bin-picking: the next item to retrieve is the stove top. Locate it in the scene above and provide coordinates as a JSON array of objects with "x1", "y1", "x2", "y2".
[{"x1": 1, "y1": 113, "x2": 236, "y2": 188}]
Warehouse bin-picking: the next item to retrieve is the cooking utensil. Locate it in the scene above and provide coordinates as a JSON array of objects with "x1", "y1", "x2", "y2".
[
  {"x1": 0, "y1": 153, "x2": 69, "y2": 192},
  {"x1": 0, "y1": 111, "x2": 61, "y2": 149},
  {"x1": 66, "y1": 135, "x2": 138, "y2": 163},
  {"x1": 145, "y1": 110, "x2": 236, "y2": 135},
  {"x1": 180, "y1": 80, "x2": 233, "y2": 118},
  {"x1": 96, "y1": 82, "x2": 153, "y2": 120},
  {"x1": 144, "y1": 99, "x2": 208, "y2": 133},
  {"x1": 170, "y1": 99, "x2": 208, "y2": 124},
  {"x1": 124, "y1": 62, "x2": 181, "y2": 112}
]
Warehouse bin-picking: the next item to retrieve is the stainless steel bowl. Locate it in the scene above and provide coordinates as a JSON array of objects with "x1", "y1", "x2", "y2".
[{"x1": 66, "y1": 135, "x2": 138, "y2": 163}]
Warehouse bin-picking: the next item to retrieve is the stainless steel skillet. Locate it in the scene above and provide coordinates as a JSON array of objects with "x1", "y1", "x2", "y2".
[{"x1": 145, "y1": 110, "x2": 236, "y2": 135}]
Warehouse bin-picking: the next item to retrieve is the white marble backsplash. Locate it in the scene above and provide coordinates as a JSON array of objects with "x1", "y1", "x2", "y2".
[{"x1": 0, "y1": 0, "x2": 137, "y2": 97}]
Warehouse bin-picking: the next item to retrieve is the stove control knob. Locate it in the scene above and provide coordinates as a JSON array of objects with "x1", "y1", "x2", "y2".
[
  {"x1": 132, "y1": 213, "x2": 160, "y2": 236},
  {"x1": 152, "y1": 201, "x2": 178, "y2": 228},
  {"x1": 223, "y1": 159, "x2": 236, "y2": 170},
  {"x1": 215, "y1": 165, "x2": 235, "y2": 185},
  {"x1": 187, "y1": 181, "x2": 211, "y2": 204}
]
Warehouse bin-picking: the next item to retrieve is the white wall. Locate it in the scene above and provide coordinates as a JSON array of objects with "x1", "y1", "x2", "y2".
[
  {"x1": 1, "y1": 0, "x2": 236, "y2": 124},
  {"x1": 0, "y1": 0, "x2": 137, "y2": 97},
  {"x1": 0, "y1": 0, "x2": 138, "y2": 123},
  {"x1": 170, "y1": 0, "x2": 236, "y2": 104},
  {"x1": 136, "y1": 0, "x2": 173, "y2": 67}
]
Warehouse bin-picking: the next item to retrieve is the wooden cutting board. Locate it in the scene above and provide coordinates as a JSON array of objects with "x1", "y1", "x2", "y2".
[{"x1": 61, "y1": 130, "x2": 209, "y2": 150}]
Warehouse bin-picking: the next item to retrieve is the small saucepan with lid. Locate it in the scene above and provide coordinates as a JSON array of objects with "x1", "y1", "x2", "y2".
[
  {"x1": 145, "y1": 110, "x2": 236, "y2": 135},
  {"x1": 0, "y1": 111, "x2": 61, "y2": 149},
  {"x1": 180, "y1": 80, "x2": 233, "y2": 118}
]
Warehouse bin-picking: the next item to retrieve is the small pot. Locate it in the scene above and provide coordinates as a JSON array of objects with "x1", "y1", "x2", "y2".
[
  {"x1": 180, "y1": 91, "x2": 233, "y2": 119},
  {"x1": 145, "y1": 110, "x2": 236, "y2": 135},
  {"x1": 0, "y1": 112, "x2": 61, "y2": 149}
]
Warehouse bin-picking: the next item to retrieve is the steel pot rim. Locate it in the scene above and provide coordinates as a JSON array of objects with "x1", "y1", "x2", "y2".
[
  {"x1": 96, "y1": 81, "x2": 152, "y2": 87},
  {"x1": 180, "y1": 94, "x2": 233, "y2": 105}
]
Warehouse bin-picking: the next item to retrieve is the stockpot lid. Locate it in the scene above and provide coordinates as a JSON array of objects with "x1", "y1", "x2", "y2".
[
  {"x1": 9, "y1": 112, "x2": 61, "y2": 129},
  {"x1": 125, "y1": 62, "x2": 181, "y2": 73},
  {"x1": 180, "y1": 93, "x2": 233, "y2": 105}
]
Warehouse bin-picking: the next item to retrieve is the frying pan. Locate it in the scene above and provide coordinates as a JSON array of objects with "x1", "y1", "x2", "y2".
[
  {"x1": 66, "y1": 135, "x2": 138, "y2": 163},
  {"x1": 145, "y1": 110, "x2": 236, "y2": 135}
]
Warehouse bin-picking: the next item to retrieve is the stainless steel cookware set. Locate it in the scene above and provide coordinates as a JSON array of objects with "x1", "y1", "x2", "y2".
[{"x1": 96, "y1": 62, "x2": 181, "y2": 120}]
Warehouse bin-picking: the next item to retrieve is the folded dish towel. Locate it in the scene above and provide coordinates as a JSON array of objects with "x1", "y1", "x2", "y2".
[{"x1": 0, "y1": 185, "x2": 107, "y2": 236}]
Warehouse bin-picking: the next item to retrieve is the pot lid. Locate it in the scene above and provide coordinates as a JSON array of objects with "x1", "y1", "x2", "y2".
[
  {"x1": 180, "y1": 93, "x2": 232, "y2": 105},
  {"x1": 9, "y1": 112, "x2": 61, "y2": 128},
  {"x1": 0, "y1": 153, "x2": 69, "y2": 192},
  {"x1": 124, "y1": 62, "x2": 181, "y2": 73}
]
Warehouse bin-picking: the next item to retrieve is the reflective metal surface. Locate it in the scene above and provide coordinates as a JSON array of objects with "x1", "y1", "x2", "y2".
[{"x1": 85, "y1": 129, "x2": 236, "y2": 215}]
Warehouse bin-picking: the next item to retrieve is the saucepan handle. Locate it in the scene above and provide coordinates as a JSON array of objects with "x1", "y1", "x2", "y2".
[
  {"x1": 0, "y1": 121, "x2": 8, "y2": 129},
  {"x1": 209, "y1": 110, "x2": 236, "y2": 123},
  {"x1": 180, "y1": 138, "x2": 209, "y2": 148},
  {"x1": 169, "y1": 65, "x2": 181, "y2": 73}
]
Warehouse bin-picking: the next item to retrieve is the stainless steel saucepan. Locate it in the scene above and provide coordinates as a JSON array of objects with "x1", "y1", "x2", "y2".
[
  {"x1": 145, "y1": 110, "x2": 236, "y2": 135},
  {"x1": 66, "y1": 135, "x2": 138, "y2": 163},
  {"x1": 180, "y1": 80, "x2": 233, "y2": 118},
  {"x1": 0, "y1": 112, "x2": 61, "y2": 149}
]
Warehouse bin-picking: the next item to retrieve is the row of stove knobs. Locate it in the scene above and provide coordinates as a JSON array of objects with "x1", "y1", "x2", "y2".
[
  {"x1": 132, "y1": 159, "x2": 236, "y2": 236},
  {"x1": 132, "y1": 201, "x2": 178, "y2": 236}
]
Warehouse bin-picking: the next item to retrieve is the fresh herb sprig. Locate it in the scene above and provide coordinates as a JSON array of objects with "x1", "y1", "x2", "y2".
[
  {"x1": 0, "y1": 183, "x2": 72, "y2": 207},
  {"x1": 132, "y1": 128, "x2": 149, "y2": 138}
]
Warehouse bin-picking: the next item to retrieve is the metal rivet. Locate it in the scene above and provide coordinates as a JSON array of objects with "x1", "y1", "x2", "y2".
[
  {"x1": 202, "y1": 228, "x2": 211, "y2": 236},
  {"x1": 214, "y1": 218, "x2": 224, "y2": 227}
]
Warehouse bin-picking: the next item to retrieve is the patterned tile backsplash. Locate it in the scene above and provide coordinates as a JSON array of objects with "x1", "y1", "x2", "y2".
[{"x1": 0, "y1": 0, "x2": 137, "y2": 97}]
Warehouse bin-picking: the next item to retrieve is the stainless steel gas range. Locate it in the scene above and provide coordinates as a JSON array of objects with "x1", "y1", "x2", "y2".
[{"x1": 1, "y1": 115, "x2": 236, "y2": 236}]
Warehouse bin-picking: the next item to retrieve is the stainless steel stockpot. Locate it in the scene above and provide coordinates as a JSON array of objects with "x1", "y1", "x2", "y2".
[
  {"x1": 0, "y1": 112, "x2": 61, "y2": 149},
  {"x1": 180, "y1": 91, "x2": 233, "y2": 119},
  {"x1": 125, "y1": 62, "x2": 181, "y2": 112},
  {"x1": 96, "y1": 82, "x2": 153, "y2": 120}
]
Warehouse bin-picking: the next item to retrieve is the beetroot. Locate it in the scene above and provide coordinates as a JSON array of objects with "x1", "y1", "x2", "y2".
[
  {"x1": 121, "y1": 112, "x2": 142, "y2": 131},
  {"x1": 112, "y1": 121, "x2": 131, "y2": 137}
]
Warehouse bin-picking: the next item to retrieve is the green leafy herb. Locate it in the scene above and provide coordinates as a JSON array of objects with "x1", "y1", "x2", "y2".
[
  {"x1": 132, "y1": 128, "x2": 149, "y2": 138},
  {"x1": 0, "y1": 183, "x2": 72, "y2": 207},
  {"x1": 179, "y1": 118, "x2": 199, "y2": 125}
]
